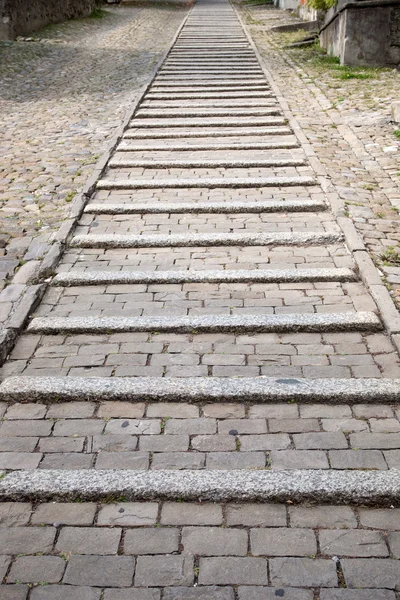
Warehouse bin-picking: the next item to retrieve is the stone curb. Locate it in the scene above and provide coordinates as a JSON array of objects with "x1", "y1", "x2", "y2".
[
  {"x1": 53, "y1": 267, "x2": 355, "y2": 286},
  {"x1": 71, "y1": 231, "x2": 342, "y2": 249},
  {"x1": 96, "y1": 176, "x2": 315, "y2": 190},
  {"x1": 108, "y1": 158, "x2": 305, "y2": 169},
  {"x1": 123, "y1": 127, "x2": 291, "y2": 138},
  {"x1": 235, "y1": 3, "x2": 400, "y2": 360},
  {"x1": 27, "y1": 311, "x2": 381, "y2": 334},
  {"x1": 117, "y1": 141, "x2": 299, "y2": 151},
  {"x1": 0, "y1": 7, "x2": 193, "y2": 367},
  {"x1": 0, "y1": 469, "x2": 399, "y2": 505},
  {"x1": 84, "y1": 198, "x2": 321, "y2": 215},
  {"x1": 2, "y1": 375, "x2": 399, "y2": 403}
]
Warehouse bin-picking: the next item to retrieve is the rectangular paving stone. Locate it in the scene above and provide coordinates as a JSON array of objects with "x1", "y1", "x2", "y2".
[
  {"x1": 140, "y1": 435, "x2": 189, "y2": 452},
  {"x1": 103, "y1": 590, "x2": 160, "y2": 600},
  {"x1": 147, "y1": 403, "x2": 199, "y2": 418},
  {"x1": 151, "y1": 451, "x2": 205, "y2": 470},
  {"x1": 341, "y1": 559, "x2": 400, "y2": 589},
  {"x1": 182, "y1": 526, "x2": 248, "y2": 556},
  {"x1": 0, "y1": 556, "x2": 11, "y2": 583},
  {"x1": 0, "y1": 437, "x2": 38, "y2": 452},
  {"x1": 0, "y1": 421, "x2": 52, "y2": 436},
  {"x1": 135, "y1": 555, "x2": 194, "y2": 586},
  {"x1": 358, "y1": 508, "x2": 400, "y2": 530},
  {"x1": 218, "y1": 419, "x2": 267, "y2": 434},
  {"x1": 31, "y1": 503, "x2": 97, "y2": 525},
  {"x1": 388, "y1": 532, "x2": 400, "y2": 558},
  {"x1": 0, "y1": 585, "x2": 30, "y2": 600},
  {"x1": 95, "y1": 452, "x2": 149, "y2": 470},
  {"x1": 199, "y1": 557, "x2": 269, "y2": 585},
  {"x1": 39, "y1": 453, "x2": 92, "y2": 470},
  {"x1": 0, "y1": 527, "x2": 56, "y2": 554},
  {"x1": 329, "y1": 450, "x2": 387, "y2": 470},
  {"x1": 319, "y1": 530, "x2": 388, "y2": 557},
  {"x1": 226, "y1": 503, "x2": 286, "y2": 527},
  {"x1": 270, "y1": 557, "x2": 338, "y2": 587},
  {"x1": 30, "y1": 587, "x2": 101, "y2": 600},
  {"x1": 163, "y1": 588, "x2": 234, "y2": 600},
  {"x1": 124, "y1": 528, "x2": 179, "y2": 554},
  {"x1": 250, "y1": 528, "x2": 317, "y2": 556},
  {"x1": 56, "y1": 527, "x2": 122, "y2": 555},
  {"x1": 239, "y1": 434, "x2": 290, "y2": 451},
  {"x1": 105, "y1": 420, "x2": 160, "y2": 436},
  {"x1": 191, "y1": 435, "x2": 236, "y2": 452},
  {"x1": 91, "y1": 434, "x2": 138, "y2": 452},
  {"x1": 268, "y1": 419, "x2": 319, "y2": 433},
  {"x1": 319, "y1": 591, "x2": 396, "y2": 600},
  {"x1": 53, "y1": 419, "x2": 105, "y2": 436},
  {"x1": 350, "y1": 433, "x2": 400, "y2": 449},
  {"x1": 98, "y1": 502, "x2": 158, "y2": 526},
  {"x1": 161, "y1": 502, "x2": 223, "y2": 525},
  {"x1": 270, "y1": 450, "x2": 329, "y2": 469},
  {"x1": 98, "y1": 402, "x2": 146, "y2": 419},
  {"x1": 46, "y1": 402, "x2": 97, "y2": 419},
  {"x1": 165, "y1": 418, "x2": 216, "y2": 434},
  {"x1": 206, "y1": 451, "x2": 265, "y2": 469},
  {"x1": 238, "y1": 588, "x2": 313, "y2": 600},
  {"x1": 0, "y1": 502, "x2": 32, "y2": 526},
  {"x1": 8, "y1": 556, "x2": 66, "y2": 584},
  {"x1": 289, "y1": 506, "x2": 357, "y2": 528},
  {"x1": 63, "y1": 555, "x2": 135, "y2": 587},
  {"x1": 0, "y1": 452, "x2": 42, "y2": 470},
  {"x1": 293, "y1": 432, "x2": 348, "y2": 450}
]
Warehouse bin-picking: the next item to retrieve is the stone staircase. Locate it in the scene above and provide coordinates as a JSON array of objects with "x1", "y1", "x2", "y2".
[{"x1": 0, "y1": 0, "x2": 400, "y2": 596}]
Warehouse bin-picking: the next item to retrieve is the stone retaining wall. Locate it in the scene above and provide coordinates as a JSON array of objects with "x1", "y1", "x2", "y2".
[
  {"x1": 0, "y1": 0, "x2": 98, "y2": 40},
  {"x1": 320, "y1": 0, "x2": 400, "y2": 66}
]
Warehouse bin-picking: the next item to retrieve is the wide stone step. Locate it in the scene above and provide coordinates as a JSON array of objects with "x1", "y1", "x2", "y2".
[
  {"x1": 134, "y1": 108, "x2": 281, "y2": 118},
  {"x1": 84, "y1": 198, "x2": 325, "y2": 214},
  {"x1": 129, "y1": 118, "x2": 284, "y2": 128},
  {"x1": 0, "y1": 469, "x2": 399, "y2": 505},
  {"x1": 71, "y1": 231, "x2": 340, "y2": 249},
  {"x1": 1, "y1": 375, "x2": 398, "y2": 404},
  {"x1": 145, "y1": 92, "x2": 276, "y2": 100},
  {"x1": 26, "y1": 312, "x2": 381, "y2": 334},
  {"x1": 52, "y1": 267, "x2": 356, "y2": 286},
  {"x1": 108, "y1": 158, "x2": 306, "y2": 169},
  {"x1": 123, "y1": 128, "x2": 293, "y2": 139},
  {"x1": 96, "y1": 176, "x2": 315, "y2": 190},
  {"x1": 117, "y1": 141, "x2": 300, "y2": 151}
]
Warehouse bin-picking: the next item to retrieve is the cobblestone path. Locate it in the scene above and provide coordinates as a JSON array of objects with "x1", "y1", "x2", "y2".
[{"x1": 0, "y1": 0, "x2": 400, "y2": 597}]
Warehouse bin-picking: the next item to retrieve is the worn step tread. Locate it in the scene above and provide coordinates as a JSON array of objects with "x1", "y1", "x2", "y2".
[
  {"x1": 52, "y1": 267, "x2": 356, "y2": 286},
  {"x1": 0, "y1": 469, "x2": 399, "y2": 505},
  {"x1": 96, "y1": 176, "x2": 316, "y2": 190},
  {"x1": 71, "y1": 231, "x2": 342, "y2": 248},
  {"x1": 117, "y1": 141, "x2": 300, "y2": 151},
  {"x1": 123, "y1": 128, "x2": 292, "y2": 140},
  {"x1": 84, "y1": 198, "x2": 325, "y2": 214},
  {"x1": 134, "y1": 108, "x2": 281, "y2": 118},
  {"x1": 108, "y1": 158, "x2": 306, "y2": 169},
  {"x1": 1, "y1": 375, "x2": 398, "y2": 403},
  {"x1": 129, "y1": 118, "x2": 285, "y2": 128},
  {"x1": 27, "y1": 311, "x2": 381, "y2": 334}
]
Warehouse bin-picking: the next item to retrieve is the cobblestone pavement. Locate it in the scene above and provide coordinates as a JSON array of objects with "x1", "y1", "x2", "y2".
[
  {"x1": 237, "y1": 3, "x2": 400, "y2": 307},
  {"x1": 0, "y1": 3, "x2": 188, "y2": 289},
  {"x1": 1, "y1": 0, "x2": 400, "y2": 596}
]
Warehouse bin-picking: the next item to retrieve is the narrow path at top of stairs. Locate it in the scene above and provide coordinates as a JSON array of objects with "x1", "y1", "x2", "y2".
[{"x1": 0, "y1": 0, "x2": 400, "y2": 597}]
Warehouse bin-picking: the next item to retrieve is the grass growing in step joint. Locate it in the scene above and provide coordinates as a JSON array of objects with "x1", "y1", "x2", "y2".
[{"x1": 380, "y1": 246, "x2": 400, "y2": 266}]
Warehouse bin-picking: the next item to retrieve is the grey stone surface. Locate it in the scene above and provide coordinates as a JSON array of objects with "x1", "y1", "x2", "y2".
[
  {"x1": 319, "y1": 529, "x2": 388, "y2": 557},
  {"x1": 30, "y1": 587, "x2": 101, "y2": 600},
  {"x1": 96, "y1": 176, "x2": 316, "y2": 190},
  {"x1": 54, "y1": 267, "x2": 353, "y2": 286},
  {"x1": 26, "y1": 311, "x2": 381, "y2": 335},
  {"x1": 163, "y1": 588, "x2": 234, "y2": 600},
  {"x1": 123, "y1": 527, "x2": 179, "y2": 554},
  {"x1": 7, "y1": 556, "x2": 66, "y2": 584},
  {"x1": 63, "y1": 555, "x2": 135, "y2": 587},
  {"x1": 117, "y1": 140, "x2": 298, "y2": 151},
  {"x1": 238, "y1": 588, "x2": 313, "y2": 600},
  {"x1": 31, "y1": 502, "x2": 96, "y2": 525},
  {"x1": 124, "y1": 125, "x2": 291, "y2": 135},
  {"x1": 182, "y1": 526, "x2": 248, "y2": 555},
  {"x1": 3, "y1": 376, "x2": 399, "y2": 404},
  {"x1": 55, "y1": 526, "x2": 122, "y2": 555},
  {"x1": 71, "y1": 230, "x2": 340, "y2": 249},
  {"x1": 250, "y1": 528, "x2": 317, "y2": 556},
  {"x1": 134, "y1": 555, "x2": 194, "y2": 586},
  {"x1": 109, "y1": 158, "x2": 303, "y2": 169},
  {"x1": 0, "y1": 526, "x2": 55, "y2": 554},
  {"x1": 319, "y1": 591, "x2": 396, "y2": 600},
  {"x1": 341, "y1": 558, "x2": 400, "y2": 589},
  {"x1": 1, "y1": 469, "x2": 399, "y2": 505},
  {"x1": 85, "y1": 198, "x2": 325, "y2": 215},
  {"x1": 0, "y1": 586, "x2": 30, "y2": 600},
  {"x1": 270, "y1": 557, "x2": 338, "y2": 587},
  {"x1": 199, "y1": 557, "x2": 268, "y2": 585}
]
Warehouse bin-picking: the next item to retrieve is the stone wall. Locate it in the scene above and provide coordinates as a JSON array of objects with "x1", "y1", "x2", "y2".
[
  {"x1": 320, "y1": 0, "x2": 400, "y2": 66},
  {"x1": 0, "y1": 0, "x2": 98, "y2": 40}
]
